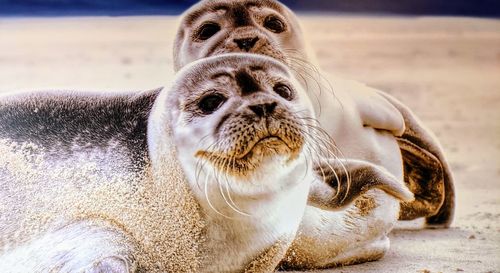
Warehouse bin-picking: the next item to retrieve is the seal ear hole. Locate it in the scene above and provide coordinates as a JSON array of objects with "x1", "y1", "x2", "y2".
[
  {"x1": 198, "y1": 93, "x2": 227, "y2": 114},
  {"x1": 195, "y1": 22, "x2": 221, "y2": 41},
  {"x1": 263, "y1": 15, "x2": 286, "y2": 33},
  {"x1": 273, "y1": 84, "x2": 294, "y2": 101}
]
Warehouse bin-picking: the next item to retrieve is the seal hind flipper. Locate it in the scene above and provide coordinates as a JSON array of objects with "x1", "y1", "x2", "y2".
[
  {"x1": 377, "y1": 91, "x2": 455, "y2": 228},
  {"x1": 397, "y1": 138, "x2": 446, "y2": 223},
  {"x1": 308, "y1": 159, "x2": 413, "y2": 211}
]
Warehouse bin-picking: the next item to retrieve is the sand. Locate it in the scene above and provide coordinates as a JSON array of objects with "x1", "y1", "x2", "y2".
[{"x1": 0, "y1": 15, "x2": 499, "y2": 272}]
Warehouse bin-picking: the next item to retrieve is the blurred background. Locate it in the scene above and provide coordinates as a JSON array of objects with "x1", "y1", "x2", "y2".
[{"x1": 0, "y1": 0, "x2": 499, "y2": 17}]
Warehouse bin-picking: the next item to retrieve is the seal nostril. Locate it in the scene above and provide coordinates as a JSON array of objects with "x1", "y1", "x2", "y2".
[
  {"x1": 249, "y1": 102, "x2": 277, "y2": 118},
  {"x1": 249, "y1": 104, "x2": 265, "y2": 117},
  {"x1": 266, "y1": 102, "x2": 277, "y2": 114},
  {"x1": 234, "y1": 37, "x2": 259, "y2": 52}
]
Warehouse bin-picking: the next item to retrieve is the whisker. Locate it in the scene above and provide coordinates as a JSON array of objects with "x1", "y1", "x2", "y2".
[
  {"x1": 225, "y1": 155, "x2": 252, "y2": 216},
  {"x1": 283, "y1": 48, "x2": 345, "y2": 114},
  {"x1": 204, "y1": 166, "x2": 233, "y2": 219},
  {"x1": 292, "y1": 114, "x2": 351, "y2": 200},
  {"x1": 218, "y1": 156, "x2": 251, "y2": 217}
]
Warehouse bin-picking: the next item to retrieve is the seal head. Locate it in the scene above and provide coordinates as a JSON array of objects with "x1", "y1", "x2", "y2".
[
  {"x1": 173, "y1": 0, "x2": 309, "y2": 71},
  {"x1": 161, "y1": 53, "x2": 315, "y2": 195}
]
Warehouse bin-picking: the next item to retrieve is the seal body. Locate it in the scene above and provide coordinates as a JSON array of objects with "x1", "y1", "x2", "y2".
[{"x1": 0, "y1": 54, "x2": 331, "y2": 272}]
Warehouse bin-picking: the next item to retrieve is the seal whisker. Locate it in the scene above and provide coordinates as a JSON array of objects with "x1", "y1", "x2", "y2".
[
  {"x1": 285, "y1": 50, "x2": 344, "y2": 113},
  {"x1": 294, "y1": 115, "x2": 345, "y2": 157},
  {"x1": 302, "y1": 131, "x2": 342, "y2": 198},
  {"x1": 301, "y1": 143, "x2": 314, "y2": 181},
  {"x1": 204, "y1": 165, "x2": 234, "y2": 219},
  {"x1": 299, "y1": 120, "x2": 352, "y2": 196},
  {"x1": 284, "y1": 50, "x2": 331, "y2": 90},
  {"x1": 214, "y1": 157, "x2": 237, "y2": 214},
  {"x1": 217, "y1": 156, "x2": 251, "y2": 217},
  {"x1": 224, "y1": 156, "x2": 252, "y2": 216},
  {"x1": 306, "y1": 125, "x2": 350, "y2": 197},
  {"x1": 195, "y1": 137, "x2": 223, "y2": 191},
  {"x1": 287, "y1": 59, "x2": 324, "y2": 115},
  {"x1": 197, "y1": 136, "x2": 252, "y2": 217},
  {"x1": 284, "y1": 48, "x2": 335, "y2": 96},
  {"x1": 294, "y1": 118, "x2": 347, "y2": 198},
  {"x1": 336, "y1": 158, "x2": 352, "y2": 203}
]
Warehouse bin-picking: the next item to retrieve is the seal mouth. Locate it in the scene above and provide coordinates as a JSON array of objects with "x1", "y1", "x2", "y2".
[
  {"x1": 197, "y1": 135, "x2": 294, "y2": 160},
  {"x1": 237, "y1": 135, "x2": 290, "y2": 159},
  {"x1": 195, "y1": 134, "x2": 302, "y2": 176}
]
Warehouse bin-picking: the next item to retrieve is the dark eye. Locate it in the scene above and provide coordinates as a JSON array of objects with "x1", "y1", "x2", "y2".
[
  {"x1": 274, "y1": 84, "x2": 293, "y2": 100},
  {"x1": 198, "y1": 93, "x2": 227, "y2": 114},
  {"x1": 264, "y1": 15, "x2": 285, "y2": 33},
  {"x1": 196, "y1": 22, "x2": 221, "y2": 40}
]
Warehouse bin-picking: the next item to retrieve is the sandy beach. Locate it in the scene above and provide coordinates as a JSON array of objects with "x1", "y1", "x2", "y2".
[{"x1": 0, "y1": 15, "x2": 499, "y2": 272}]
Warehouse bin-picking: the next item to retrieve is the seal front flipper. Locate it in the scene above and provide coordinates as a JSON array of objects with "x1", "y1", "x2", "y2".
[
  {"x1": 308, "y1": 158, "x2": 413, "y2": 211},
  {"x1": 377, "y1": 91, "x2": 455, "y2": 228},
  {"x1": 353, "y1": 82, "x2": 406, "y2": 136}
]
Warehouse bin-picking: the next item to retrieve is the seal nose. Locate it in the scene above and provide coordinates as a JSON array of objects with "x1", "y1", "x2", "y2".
[
  {"x1": 249, "y1": 102, "x2": 277, "y2": 118},
  {"x1": 234, "y1": 37, "x2": 259, "y2": 52}
]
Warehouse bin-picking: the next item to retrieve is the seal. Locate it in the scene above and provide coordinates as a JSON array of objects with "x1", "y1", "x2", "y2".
[
  {"x1": 0, "y1": 53, "x2": 412, "y2": 272},
  {"x1": 173, "y1": 0, "x2": 454, "y2": 229}
]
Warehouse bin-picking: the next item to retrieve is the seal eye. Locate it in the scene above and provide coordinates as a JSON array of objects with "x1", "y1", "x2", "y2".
[
  {"x1": 196, "y1": 22, "x2": 221, "y2": 40},
  {"x1": 274, "y1": 84, "x2": 293, "y2": 101},
  {"x1": 264, "y1": 15, "x2": 285, "y2": 33},
  {"x1": 198, "y1": 93, "x2": 227, "y2": 114}
]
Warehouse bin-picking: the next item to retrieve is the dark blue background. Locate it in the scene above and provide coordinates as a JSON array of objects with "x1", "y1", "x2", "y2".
[{"x1": 1, "y1": 0, "x2": 499, "y2": 17}]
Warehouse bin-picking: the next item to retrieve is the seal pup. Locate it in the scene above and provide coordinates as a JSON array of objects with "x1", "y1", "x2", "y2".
[
  {"x1": 173, "y1": 0, "x2": 455, "y2": 228},
  {"x1": 0, "y1": 53, "x2": 412, "y2": 272}
]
